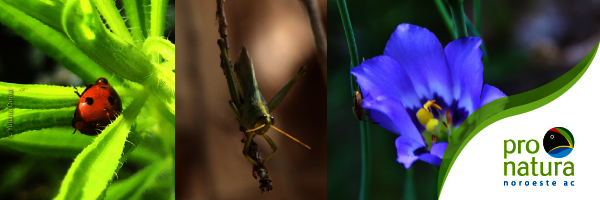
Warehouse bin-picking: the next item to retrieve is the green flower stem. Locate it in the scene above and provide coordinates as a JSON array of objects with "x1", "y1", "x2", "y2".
[
  {"x1": 465, "y1": 18, "x2": 489, "y2": 62},
  {"x1": 474, "y1": 0, "x2": 481, "y2": 32},
  {"x1": 336, "y1": 0, "x2": 359, "y2": 93},
  {"x1": 447, "y1": 0, "x2": 468, "y2": 38},
  {"x1": 433, "y1": 0, "x2": 457, "y2": 40},
  {"x1": 337, "y1": 0, "x2": 371, "y2": 199},
  {"x1": 436, "y1": 0, "x2": 489, "y2": 62}
]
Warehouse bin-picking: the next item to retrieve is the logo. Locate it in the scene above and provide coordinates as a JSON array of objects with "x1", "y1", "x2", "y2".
[{"x1": 543, "y1": 127, "x2": 575, "y2": 158}]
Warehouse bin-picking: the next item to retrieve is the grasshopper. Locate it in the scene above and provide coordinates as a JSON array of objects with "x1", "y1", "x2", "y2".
[{"x1": 217, "y1": 39, "x2": 310, "y2": 172}]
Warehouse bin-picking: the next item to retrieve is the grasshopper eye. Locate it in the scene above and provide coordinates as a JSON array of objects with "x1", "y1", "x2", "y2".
[
  {"x1": 270, "y1": 116, "x2": 275, "y2": 125},
  {"x1": 257, "y1": 115, "x2": 268, "y2": 123}
]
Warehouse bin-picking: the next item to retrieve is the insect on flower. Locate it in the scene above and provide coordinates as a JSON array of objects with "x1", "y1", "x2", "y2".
[
  {"x1": 72, "y1": 77, "x2": 122, "y2": 136},
  {"x1": 218, "y1": 39, "x2": 310, "y2": 172}
]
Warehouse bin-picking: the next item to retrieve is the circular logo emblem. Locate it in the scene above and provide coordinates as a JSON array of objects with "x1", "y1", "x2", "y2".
[{"x1": 543, "y1": 127, "x2": 575, "y2": 158}]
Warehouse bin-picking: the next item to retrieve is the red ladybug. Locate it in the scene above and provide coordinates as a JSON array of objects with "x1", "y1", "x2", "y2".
[{"x1": 72, "y1": 77, "x2": 122, "y2": 136}]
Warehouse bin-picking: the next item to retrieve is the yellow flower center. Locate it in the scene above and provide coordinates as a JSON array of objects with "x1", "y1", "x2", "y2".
[{"x1": 416, "y1": 100, "x2": 442, "y2": 131}]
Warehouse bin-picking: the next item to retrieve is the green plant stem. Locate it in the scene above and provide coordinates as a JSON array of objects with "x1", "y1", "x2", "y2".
[
  {"x1": 433, "y1": 0, "x2": 457, "y2": 40},
  {"x1": 474, "y1": 0, "x2": 481, "y2": 32},
  {"x1": 465, "y1": 18, "x2": 489, "y2": 62},
  {"x1": 337, "y1": 0, "x2": 371, "y2": 199},
  {"x1": 438, "y1": 0, "x2": 488, "y2": 62},
  {"x1": 336, "y1": 0, "x2": 359, "y2": 93},
  {"x1": 447, "y1": 0, "x2": 468, "y2": 38}
]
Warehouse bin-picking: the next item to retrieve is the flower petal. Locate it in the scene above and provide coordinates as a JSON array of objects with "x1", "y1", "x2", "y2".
[
  {"x1": 430, "y1": 142, "x2": 448, "y2": 158},
  {"x1": 384, "y1": 23, "x2": 453, "y2": 105},
  {"x1": 416, "y1": 142, "x2": 447, "y2": 167},
  {"x1": 395, "y1": 136, "x2": 423, "y2": 168},
  {"x1": 362, "y1": 93, "x2": 424, "y2": 145},
  {"x1": 417, "y1": 154, "x2": 442, "y2": 166},
  {"x1": 480, "y1": 84, "x2": 507, "y2": 107},
  {"x1": 351, "y1": 56, "x2": 420, "y2": 109},
  {"x1": 445, "y1": 37, "x2": 484, "y2": 114}
]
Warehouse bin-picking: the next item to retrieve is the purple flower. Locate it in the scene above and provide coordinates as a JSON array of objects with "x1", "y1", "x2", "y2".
[{"x1": 350, "y1": 24, "x2": 506, "y2": 168}]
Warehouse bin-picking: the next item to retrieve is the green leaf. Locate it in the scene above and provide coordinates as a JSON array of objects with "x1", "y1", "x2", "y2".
[
  {"x1": 149, "y1": 0, "x2": 168, "y2": 37},
  {"x1": 0, "y1": 126, "x2": 163, "y2": 165},
  {"x1": 91, "y1": 0, "x2": 133, "y2": 44},
  {"x1": 0, "y1": 127, "x2": 92, "y2": 157},
  {"x1": 3, "y1": 0, "x2": 65, "y2": 33},
  {"x1": 122, "y1": 0, "x2": 148, "y2": 46},
  {"x1": 0, "y1": 82, "x2": 82, "y2": 109},
  {"x1": 106, "y1": 158, "x2": 172, "y2": 200},
  {"x1": 54, "y1": 92, "x2": 148, "y2": 200},
  {"x1": 0, "y1": 1, "x2": 122, "y2": 84},
  {"x1": 0, "y1": 107, "x2": 74, "y2": 138}
]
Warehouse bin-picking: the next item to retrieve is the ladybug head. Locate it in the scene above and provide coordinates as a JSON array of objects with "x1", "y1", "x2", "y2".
[{"x1": 96, "y1": 77, "x2": 109, "y2": 86}]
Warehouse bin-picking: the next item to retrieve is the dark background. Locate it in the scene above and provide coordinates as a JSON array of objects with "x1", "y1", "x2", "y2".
[
  {"x1": 175, "y1": 0, "x2": 327, "y2": 199},
  {"x1": 327, "y1": 0, "x2": 600, "y2": 199},
  {"x1": 0, "y1": 0, "x2": 175, "y2": 199}
]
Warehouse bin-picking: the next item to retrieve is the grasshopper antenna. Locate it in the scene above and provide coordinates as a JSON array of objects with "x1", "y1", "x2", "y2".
[
  {"x1": 270, "y1": 125, "x2": 311, "y2": 149},
  {"x1": 245, "y1": 124, "x2": 266, "y2": 132}
]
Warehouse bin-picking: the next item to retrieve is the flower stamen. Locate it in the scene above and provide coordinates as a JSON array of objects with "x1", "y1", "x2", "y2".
[{"x1": 423, "y1": 100, "x2": 442, "y2": 112}]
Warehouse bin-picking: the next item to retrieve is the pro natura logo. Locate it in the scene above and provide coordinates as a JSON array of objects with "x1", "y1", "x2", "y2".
[
  {"x1": 543, "y1": 127, "x2": 575, "y2": 158},
  {"x1": 503, "y1": 127, "x2": 575, "y2": 187}
]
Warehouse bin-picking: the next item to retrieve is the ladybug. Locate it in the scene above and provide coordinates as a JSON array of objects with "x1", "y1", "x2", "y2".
[{"x1": 72, "y1": 77, "x2": 122, "y2": 136}]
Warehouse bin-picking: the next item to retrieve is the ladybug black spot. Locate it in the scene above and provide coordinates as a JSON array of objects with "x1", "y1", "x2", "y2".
[
  {"x1": 108, "y1": 96, "x2": 115, "y2": 105},
  {"x1": 85, "y1": 97, "x2": 94, "y2": 105}
]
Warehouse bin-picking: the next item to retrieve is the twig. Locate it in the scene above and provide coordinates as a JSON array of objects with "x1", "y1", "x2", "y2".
[
  {"x1": 242, "y1": 134, "x2": 273, "y2": 193},
  {"x1": 300, "y1": 0, "x2": 327, "y2": 81},
  {"x1": 216, "y1": 0, "x2": 230, "y2": 73},
  {"x1": 216, "y1": 0, "x2": 273, "y2": 193}
]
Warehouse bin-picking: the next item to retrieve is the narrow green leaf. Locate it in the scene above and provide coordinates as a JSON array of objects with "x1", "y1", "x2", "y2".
[
  {"x1": 106, "y1": 158, "x2": 171, "y2": 200},
  {"x1": 0, "y1": 1, "x2": 122, "y2": 85},
  {"x1": 0, "y1": 107, "x2": 74, "y2": 138},
  {"x1": 0, "y1": 126, "x2": 162, "y2": 166},
  {"x1": 54, "y1": 92, "x2": 148, "y2": 200},
  {"x1": 3, "y1": 0, "x2": 65, "y2": 33},
  {"x1": 0, "y1": 127, "x2": 92, "y2": 157},
  {"x1": 122, "y1": 0, "x2": 148, "y2": 45},
  {"x1": 149, "y1": 0, "x2": 168, "y2": 37},
  {"x1": 0, "y1": 82, "x2": 82, "y2": 109},
  {"x1": 91, "y1": 0, "x2": 133, "y2": 44}
]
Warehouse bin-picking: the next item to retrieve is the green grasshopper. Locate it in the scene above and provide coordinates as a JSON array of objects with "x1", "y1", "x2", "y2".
[{"x1": 217, "y1": 39, "x2": 310, "y2": 172}]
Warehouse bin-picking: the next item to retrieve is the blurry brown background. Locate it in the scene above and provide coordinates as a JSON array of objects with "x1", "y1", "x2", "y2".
[{"x1": 175, "y1": 0, "x2": 327, "y2": 199}]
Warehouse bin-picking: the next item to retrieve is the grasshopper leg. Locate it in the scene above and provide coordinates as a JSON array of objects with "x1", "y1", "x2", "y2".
[
  {"x1": 243, "y1": 132, "x2": 259, "y2": 166},
  {"x1": 229, "y1": 100, "x2": 240, "y2": 119},
  {"x1": 261, "y1": 133, "x2": 278, "y2": 173},
  {"x1": 267, "y1": 66, "x2": 307, "y2": 112}
]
